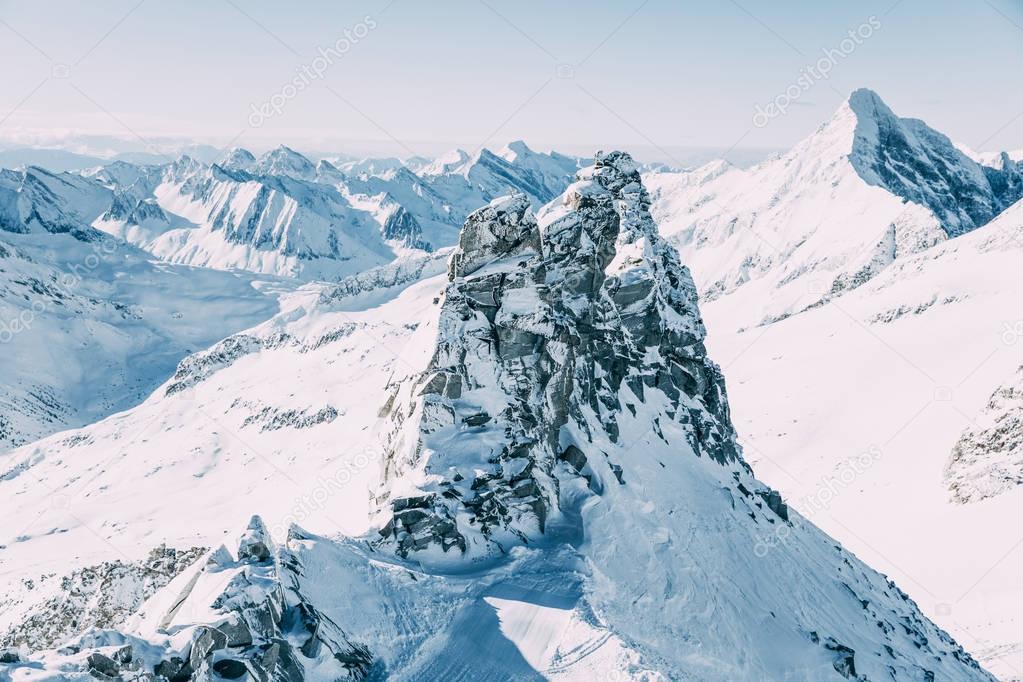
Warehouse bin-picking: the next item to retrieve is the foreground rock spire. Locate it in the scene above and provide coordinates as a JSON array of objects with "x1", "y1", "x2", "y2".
[{"x1": 375, "y1": 150, "x2": 762, "y2": 559}]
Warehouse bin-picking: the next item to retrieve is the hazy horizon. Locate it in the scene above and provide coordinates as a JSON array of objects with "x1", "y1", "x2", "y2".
[{"x1": 2, "y1": 1, "x2": 1022, "y2": 166}]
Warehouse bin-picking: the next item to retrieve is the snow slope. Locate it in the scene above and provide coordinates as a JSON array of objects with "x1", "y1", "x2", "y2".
[
  {"x1": 696, "y1": 187, "x2": 1023, "y2": 680},
  {"x1": 0, "y1": 231, "x2": 279, "y2": 451},
  {"x1": 641, "y1": 88, "x2": 1023, "y2": 680},
  {"x1": 0, "y1": 153, "x2": 994, "y2": 680},
  {"x1": 0, "y1": 167, "x2": 281, "y2": 452}
]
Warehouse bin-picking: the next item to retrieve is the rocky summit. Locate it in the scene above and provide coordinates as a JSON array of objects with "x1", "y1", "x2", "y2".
[{"x1": 375, "y1": 150, "x2": 743, "y2": 560}]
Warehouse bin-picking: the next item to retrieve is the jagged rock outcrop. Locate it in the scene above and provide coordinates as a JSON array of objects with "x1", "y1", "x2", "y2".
[
  {"x1": 375, "y1": 151, "x2": 744, "y2": 559},
  {"x1": 946, "y1": 367, "x2": 1023, "y2": 503},
  {"x1": 0, "y1": 545, "x2": 206, "y2": 651},
  {"x1": 380, "y1": 201, "x2": 431, "y2": 250},
  {"x1": 43, "y1": 517, "x2": 373, "y2": 682},
  {"x1": 0, "y1": 151, "x2": 999, "y2": 680},
  {"x1": 101, "y1": 191, "x2": 168, "y2": 226}
]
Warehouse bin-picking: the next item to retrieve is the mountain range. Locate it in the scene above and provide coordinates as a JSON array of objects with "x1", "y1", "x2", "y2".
[{"x1": 0, "y1": 89, "x2": 1021, "y2": 680}]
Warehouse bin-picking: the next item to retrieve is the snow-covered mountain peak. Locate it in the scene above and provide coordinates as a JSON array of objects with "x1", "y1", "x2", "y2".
[
  {"x1": 0, "y1": 165, "x2": 112, "y2": 237},
  {"x1": 314, "y1": 157, "x2": 341, "y2": 178},
  {"x1": 165, "y1": 154, "x2": 202, "y2": 181},
  {"x1": 372, "y1": 151, "x2": 741, "y2": 562},
  {"x1": 497, "y1": 139, "x2": 534, "y2": 162},
  {"x1": 253, "y1": 144, "x2": 317, "y2": 179},
  {"x1": 839, "y1": 88, "x2": 1022, "y2": 236},
  {"x1": 0, "y1": 151, "x2": 999, "y2": 680},
  {"x1": 217, "y1": 146, "x2": 256, "y2": 172},
  {"x1": 646, "y1": 88, "x2": 1023, "y2": 330},
  {"x1": 420, "y1": 148, "x2": 471, "y2": 176},
  {"x1": 846, "y1": 86, "x2": 894, "y2": 121}
]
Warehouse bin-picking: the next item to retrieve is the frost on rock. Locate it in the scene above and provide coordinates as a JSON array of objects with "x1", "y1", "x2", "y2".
[
  {"x1": 26, "y1": 518, "x2": 373, "y2": 682},
  {"x1": 0, "y1": 545, "x2": 206, "y2": 651},
  {"x1": 946, "y1": 367, "x2": 1023, "y2": 503},
  {"x1": 374, "y1": 151, "x2": 751, "y2": 560}
]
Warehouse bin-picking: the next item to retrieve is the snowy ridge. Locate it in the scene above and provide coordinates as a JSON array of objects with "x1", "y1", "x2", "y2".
[
  {"x1": 0, "y1": 166, "x2": 112, "y2": 238},
  {"x1": 846, "y1": 89, "x2": 1022, "y2": 237},
  {"x1": 693, "y1": 182, "x2": 1023, "y2": 678},
  {"x1": 646, "y1": 88, "x2": 1021, "y2": 330},
  {"x1": 83, "y1": 141, "x2": 578, "y2": 280},
  {"x1": 0, "y1": 152, "x2": 995, "y2": 680}
]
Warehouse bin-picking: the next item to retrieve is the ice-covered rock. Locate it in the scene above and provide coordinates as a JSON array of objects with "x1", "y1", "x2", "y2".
[
  {"x1": 374, "y1": 151, "x2": 742, "y2": 559},
  {"x1": 0, "y1": 153, "x2": 999, "y2": 680}
]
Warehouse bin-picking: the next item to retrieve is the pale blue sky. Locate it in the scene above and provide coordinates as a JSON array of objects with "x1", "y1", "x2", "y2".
[{"x1": 1, "y1": 0, "x2": 1022, "y2": 162}]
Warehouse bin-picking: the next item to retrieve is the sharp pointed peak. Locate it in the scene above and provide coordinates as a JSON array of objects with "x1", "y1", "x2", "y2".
[
  {"x1": 501, "y1": 139, "x2": 534, "y2": 157},
  {"x1": 844, "y1": 87, "x2": 896, "y2": 120}
]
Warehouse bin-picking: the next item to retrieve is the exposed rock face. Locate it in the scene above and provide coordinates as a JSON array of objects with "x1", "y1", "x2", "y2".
[
  {"x1": 946, "y1": 367, "x2": 1023, "y2": 503},
  {"x1": 0, "y1": 545, "x2": 206, "y2": 651},
  {"x1": 55, "y1": 517, "x2": 373, "y2": 682},
  {"x1": 0, "y1": 151, "x2": 999, "y2": 681},
  {"x1": 375, "y1": 151, "x2": 743, "y2": 559},
  {"x1": 849, "y1": 88, "x2": 1023, "y2": 237},
  {"x1": 0, "y1": 166, "x2": 111, "y2": 239},
  {"x1": 380, "y1": 202, "x2": 431, "y2": 251},
  {"x1": 100, "y1": 191, "x2": 168, "y2": 226}
]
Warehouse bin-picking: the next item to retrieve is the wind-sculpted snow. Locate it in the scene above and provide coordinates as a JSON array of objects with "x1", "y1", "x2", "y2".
[{"x1": 0, "y1": 153, "x2": 998, "y2": 680}]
